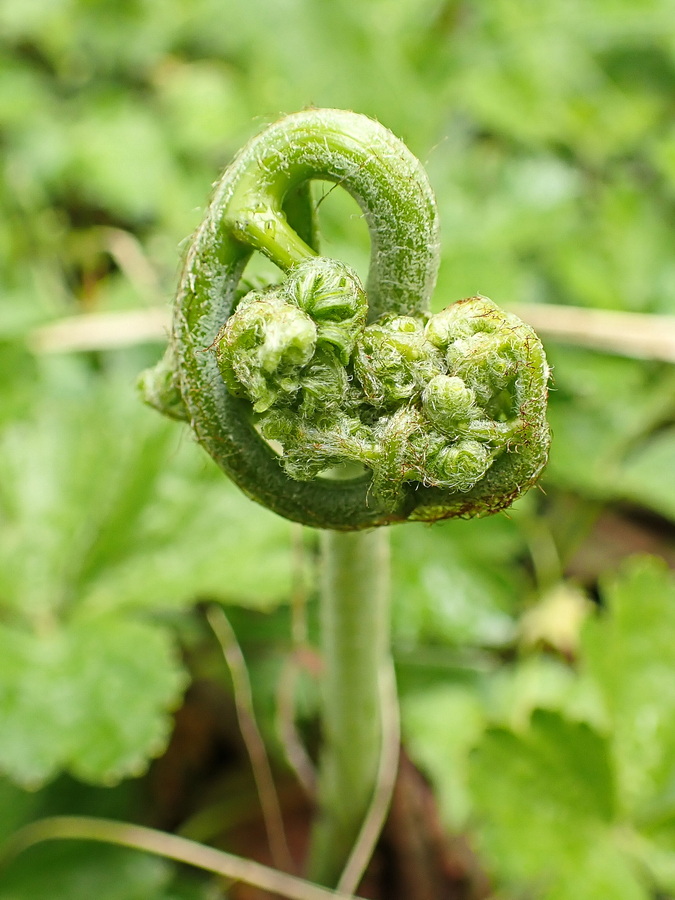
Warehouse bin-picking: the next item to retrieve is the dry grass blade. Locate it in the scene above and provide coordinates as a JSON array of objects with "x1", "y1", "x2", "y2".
[
  {"x1": 336, "y1": 660, "x2": 400, "y2": 895},
  {"x1": 0, "y1": 816, "x2": 365, "y2": 900},
  {"x1": 512, "y1": 303, "x2": 675, "y2": 362},
  {"x1": 207, "y1": 605, "x2": 294, "y2": 874},
  {"x1": 29, "y1": 304, "x2": 675, "y2": 363},
  {"x1": 277, "y1": 659, "x2": 318, "y2": 797},
  {"x1": 29, "y1": 308, "x2": 171, "y2": 353}
]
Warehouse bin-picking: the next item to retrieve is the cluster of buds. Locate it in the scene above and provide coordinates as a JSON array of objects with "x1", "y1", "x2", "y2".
[{"x1": 214, "y1": 256, "x2": 550, "y2": 516}]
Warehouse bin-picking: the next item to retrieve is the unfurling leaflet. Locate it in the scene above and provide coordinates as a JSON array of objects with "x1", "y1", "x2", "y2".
[{"x1": 140, "y1": 109, "x2": 550, "y2": 530}]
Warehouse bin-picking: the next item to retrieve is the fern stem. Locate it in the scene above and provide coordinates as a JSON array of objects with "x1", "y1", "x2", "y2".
[{"x1": 308, "y1": 528, "x2": 392, "y2": 887}]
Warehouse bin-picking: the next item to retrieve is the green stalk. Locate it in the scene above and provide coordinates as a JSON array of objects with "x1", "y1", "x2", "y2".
[{"x1": 308, "y1": 528, "x2": 391, "y2": 887}]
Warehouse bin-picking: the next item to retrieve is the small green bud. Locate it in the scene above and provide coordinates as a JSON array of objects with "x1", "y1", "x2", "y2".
[
  {"x1": 285, "y1": 257, "x2": 367, "y2": 364},
  {"x1": 426, "y1": 296, "x2": 511, "y2": 354},
  {"x1": 421, "y1": 374, "x2": 476, "y2": 434},
  {"x1": 427, "y1": 439, "x2": 492, "y2": 491},
  {"x1": 298, "y1": 349, "x2": 351, "y2": 419},
  {"x1": 425, "y1": 303, "x2": 475, "y2": 350},
  {"x1": 448, "y1": 332, "x2": 518, "y2": 408},
  {"x1": 215, "y1": 291, "x2": 316, "y2": 412},
  {"x1": 354, "y1": 315, "x2": 443, "y2": 406}
]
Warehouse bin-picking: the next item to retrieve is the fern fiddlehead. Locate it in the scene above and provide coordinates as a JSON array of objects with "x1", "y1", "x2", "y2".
[
  {"x1": 140, "y1": 109, "x2": 550, "y2": 532},
  {"x1": 140, "y1": 109, "x2": 550, "y2": 889}
]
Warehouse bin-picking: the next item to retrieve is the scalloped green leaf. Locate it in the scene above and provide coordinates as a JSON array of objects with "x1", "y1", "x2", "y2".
[
  {"x1": 0, "y1": 616, "x2": 187, "y2": 787},
  {"x1": 582, "y1": 557, "x2": 675, "y2": 815},
  {"x1": 0, "y1": 380, "x2": 295, "y2": 621},
  {"x1": 391, "y1": 517, "x2": 519, "y2": 649},
  {"x1": 469, "y1": 709, "x2": 647, "y2": 900},
  {"x1": 619, "y1": 427, "x2": 675, "y2": 523}
]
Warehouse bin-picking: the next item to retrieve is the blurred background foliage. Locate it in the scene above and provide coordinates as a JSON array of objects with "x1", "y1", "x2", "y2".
[{"x1": 2, "y1": 0, "x2": 675, "y2": 897}]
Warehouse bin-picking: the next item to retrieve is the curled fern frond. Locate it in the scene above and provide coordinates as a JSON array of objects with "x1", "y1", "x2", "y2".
[{"x1": 140, "y1": 109, "x2": 550, "y2": 529}]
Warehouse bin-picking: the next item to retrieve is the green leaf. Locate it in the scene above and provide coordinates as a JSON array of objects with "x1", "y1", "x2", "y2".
[
  {"x1": 0, "y1": 384, "x2": 176, "y2": 622},
  {"x1": 619, "y1": 427, "x2": 675, "y2": 522},
  {"x1": 0, "y1": 626, "x2": 76, "y2": 786},
  {"x1": 0, "y1": 841, "x2": 175, "y2": 900},
  {"x1": 401, "y1": 684, "x2": 484, "y2": 830},
  {"x1": 544, "y1": 348, "x2": 675, "y2": 502},
  {"x1": 484, "y1": 654, "x2": 603, "y2": 732},
  {"x1": 66, "y1": 616, "x2": 188, "y2": 784},
  {"x1": 469, "y1": 709, "x2": 647, "y2": 899},
  {"x1": 0, "y1": 379, "x2": 295, "y2": 621},
  {"x1": 582, "y1": 557, "x2": 675, "y2": 815},
  {"x1": 81, "y1": 437, "x2": 297, "y2": 614},
  {"x1": 391, "y1": 516, "x2": 522, "y2": 649},
  {"x1": 0, "y1": 616, "x2": 187, "y2": 787},
  {"x1": 0, "y1": 372, "x2": 297, "y2": 786}
]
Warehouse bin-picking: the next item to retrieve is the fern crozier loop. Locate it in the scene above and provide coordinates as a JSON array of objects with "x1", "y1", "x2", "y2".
[{"x1": 140, "y1": 109, "x2": 550, "y2": 529}]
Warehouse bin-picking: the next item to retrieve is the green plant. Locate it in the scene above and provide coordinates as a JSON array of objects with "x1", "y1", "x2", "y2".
[
  {"x1": 3, "y1": 109, "x2": 550, "y2": 895},
  {"x1": 139, "y1": 107, "x2": 550, "y2": 888}
]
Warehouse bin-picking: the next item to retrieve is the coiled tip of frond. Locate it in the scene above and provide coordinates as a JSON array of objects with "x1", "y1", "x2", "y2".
[{"x1": 215, "y1": 267, "x2": 550, "y2": 521}]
